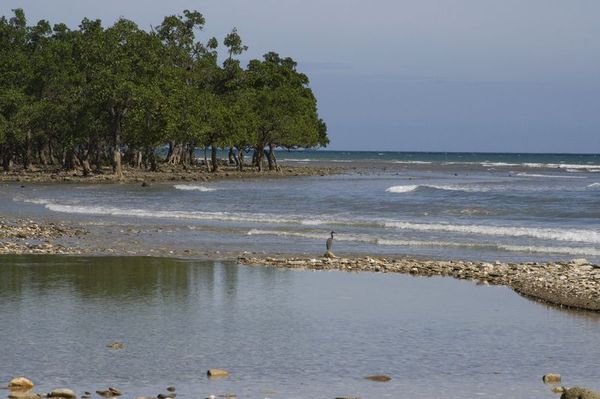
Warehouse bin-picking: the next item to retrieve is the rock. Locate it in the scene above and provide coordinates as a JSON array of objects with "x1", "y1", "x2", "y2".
[
  {"x1": 166, "y1": 387, "x2": 176, "y2": 393},
  {"x1": 8, "y1": 392, "x2": 41, "y2": 399},
  {"x1": 106, "y1": 342, "x2": 125, "y2": 350},
  {"x1": 207, "y1": 369, "x2": 230, "y2": 378},
  {"x1": 323, "y1": 251, "x2": 337, "y2": 259},
  {"x1": 560, "y1": 387, "x2": 600, "y2": 399},
  {"x1": 108, "y1": 387, "x2": 121, "y2": 396},
  {"x1": 157, "y1": 394, "x2": 174, "y2": 399},
  {"x1": 543, "y1": 373, "x2": 561, "y2": 384},
  {"x1": 8, "y1": 378, "x2": 34, "y2": 390},
  {"x1": 365, "y1": 375, "x2": 391, "y2": 382},
  {"x1": 571, "y1": 258, "x2": 589, "y2": 266},
  {"x1": 49, "y1": 389, "x2": 76, "y2": 399},
  {"x1": 141, "y1": 181, "x2": 150, "y2": 187}
]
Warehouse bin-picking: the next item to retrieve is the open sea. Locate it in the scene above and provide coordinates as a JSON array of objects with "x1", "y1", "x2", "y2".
[{"x1": 2, "y1": 151, "x2": 600, "y2": 263}]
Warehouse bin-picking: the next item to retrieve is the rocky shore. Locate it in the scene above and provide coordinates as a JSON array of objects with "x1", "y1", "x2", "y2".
[
  {"x1": 238, "y1": 255, "x2": 600, "y2": 312},
  {"x1": 0, "y1": 217, "x2": 87, "y2": 255},
  {"x1": 0, "y1": 164, "x2": 341, "y2": 184}
]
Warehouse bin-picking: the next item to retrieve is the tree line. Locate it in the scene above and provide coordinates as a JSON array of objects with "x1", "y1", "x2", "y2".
[{"x1": 0, "y1": 9, "x2": 328, "y2": 177}]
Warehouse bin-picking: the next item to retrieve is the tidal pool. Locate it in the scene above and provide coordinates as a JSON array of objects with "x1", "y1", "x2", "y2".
[{"x1": 1, "y1": 256, "x2": 599, "y2": 398}]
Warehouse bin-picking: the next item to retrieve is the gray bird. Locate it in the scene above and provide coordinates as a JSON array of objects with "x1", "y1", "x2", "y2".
[{"x1": 326, "y1": 231, "x2": 336, "y2": 251}]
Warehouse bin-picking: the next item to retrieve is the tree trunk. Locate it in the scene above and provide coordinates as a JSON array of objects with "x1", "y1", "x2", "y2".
[
  {"x1": 203, "y1": 146, "x2": 210, "y2": 172},
  {"x1": 111, "y1": 111, "x2": 124, "y2": 179},
  {"x1": 254, "y1": 145, "x2": 265, "y2": 172},
  {"x1": 237, "y1": 147, "x2": 244, "y2": 171},
  {"x1": 147, "y1": 147, "x2": 158, "y2": 172},
  {"x1": 1, "y1": 144, "x2": 11, "y2": 172},
  {"x1": 211, "y1": 145, "x2": 219, "y2": 173},
  {"x1": 23, "y1": 130, "x2": 32, "y2": 170},
  {"x1": 63, "y1": 147, "x2": 76, "y2": 171}
]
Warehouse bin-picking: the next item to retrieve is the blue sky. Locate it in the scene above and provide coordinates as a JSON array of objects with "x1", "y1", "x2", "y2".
[{"x1": 2, "y1": 0, "x2": 599, "y2": 152}]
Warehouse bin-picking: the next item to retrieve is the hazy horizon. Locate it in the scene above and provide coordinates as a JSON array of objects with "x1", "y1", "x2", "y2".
[{"x1": 2, "y1": 0, "x2": 599, "y2": 153}]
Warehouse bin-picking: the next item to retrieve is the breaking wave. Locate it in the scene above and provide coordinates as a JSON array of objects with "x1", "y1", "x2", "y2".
[
  {"x1": 174, "y1": 185, "x2": 217, "y2": 192},
  {"x1": 386, "y1": 184, "x2": 490, "y2": 193},
  {"x1": 384, "y1": 221, "x2": 600, "y2": 244}
]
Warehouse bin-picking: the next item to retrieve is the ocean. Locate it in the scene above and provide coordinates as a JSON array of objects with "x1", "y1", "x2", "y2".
[{"x1": 3, "y1": 151, "x2": 600, "y2": 263}]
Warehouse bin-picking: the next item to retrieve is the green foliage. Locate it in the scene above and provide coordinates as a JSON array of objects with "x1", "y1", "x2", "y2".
[{"x1": 0, "y1": 9, "x2": 329, "y2": 173}]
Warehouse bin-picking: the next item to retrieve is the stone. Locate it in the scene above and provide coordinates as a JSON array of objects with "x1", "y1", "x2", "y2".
[
  {"x1": 560, "y1": 387, "x2": 600, "y2": 399},
  {"x1": 49, "y1": 389, "x2": 76, "y2": 399},
  {"x1": 365, "y1": 375, "x2": 391, "y2": 382},
  {"x1": 323, "y1": 251, "x2": 336, "y2": 259},
  {"x1": 8, "y1": 392, "x2": 41, "y2": 399},
  {"x1": 108, "y1": 387, "x2": 121, "y2": 396},
  {"x1": 8, "y1": 378, "x2": 34, "y2": 390},
  {"x1": 571, "y1": 258, "x2": 589, "y2": 266},
  {"x1": 207, "y1": 369, "x2": 230, "y2": 378},
  {"x1": 543, "y1": 374, "x2": 561, "y2": 384},
  {"x1": 166, "y1": 387, "x2": 176, "y2": 393},
  {"x1": 106, "y1": 342, "x2": 125, "y2": 350}
]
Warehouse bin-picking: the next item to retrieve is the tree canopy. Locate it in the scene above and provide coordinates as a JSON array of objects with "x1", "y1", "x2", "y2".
[{"x1": 0, "y1": 9, "x2": 328, "y2": 175}]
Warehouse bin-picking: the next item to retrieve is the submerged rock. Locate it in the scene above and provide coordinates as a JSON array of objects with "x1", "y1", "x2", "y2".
[
  {"x1": 365, "y1": 375, "x2": 391, "y2": 382},
  {"x1": 543, "y1": 374, "x2": 562, "y2": 384},
  {"x1": 207, "y1": 369, "x2": 230, "y2": 378},
  {"x1": 49, "y1": 388, "x2": 76, "y2": 399}
]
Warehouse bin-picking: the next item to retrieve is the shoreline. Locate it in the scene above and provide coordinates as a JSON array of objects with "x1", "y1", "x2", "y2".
[
  {"x1": 1, "y1": 212, "x2": 599, "y2": 312},
  {"x1": 0, "y1": 164, "x2": 343, "y2": 184},
  {"x1": 237, "y1": 255, "x2": 600, "y2": 312}
]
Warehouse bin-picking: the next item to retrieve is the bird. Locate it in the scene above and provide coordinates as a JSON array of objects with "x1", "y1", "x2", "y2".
[{"x1": 326, "y1": 231, "x2": 336, "y2": 251}]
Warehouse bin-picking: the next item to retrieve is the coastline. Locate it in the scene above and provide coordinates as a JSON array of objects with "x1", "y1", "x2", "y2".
[
  {"x1": 238, "y1": 255, "x2": 600, "y2": 312},
  {"x1": 0, "y1": 164, "x2": 343, "y2": 184},
  {"x1": 1, "y1": 214, "x2": 599, "y2": 312}
]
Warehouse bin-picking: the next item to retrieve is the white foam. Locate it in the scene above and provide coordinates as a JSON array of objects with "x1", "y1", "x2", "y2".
[
  {"x1": 392, "y1": 161, "x2": 432, "y2": 164},
  {"x1": 19, "y1": 198, "x2": 51, "y2": 205},
  {"x1": 174, "y1": 185, "x2": 217, "y2": 192},
  {"x1": 385, "y1": 184, "x2": 489, "y2": 193},
  {"x1": 516, "y1": 173, "x2": 586, "y2": 179},
  {"x1": 499, "y1": 244, "x2": 600, "y2": 257},
  {"x1": 385, "y1": 185, "x2": 419, "y2": 193},
  {"x1": 384, "y1": 221, "x2": 600, "y2": 244},
  {"x1": 588, "y1": 183, "x2": 600, "y2": 188}
]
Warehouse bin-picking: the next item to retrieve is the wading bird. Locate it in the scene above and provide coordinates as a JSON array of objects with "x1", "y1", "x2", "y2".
[{"x1": 326, "y1": 231, "x2": 336, "y2": 252}]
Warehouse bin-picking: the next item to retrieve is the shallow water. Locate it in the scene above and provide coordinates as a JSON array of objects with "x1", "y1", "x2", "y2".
[
  {"x1": 1, "y1": 256, "x2": 600, "y2": 398},
  {"x1": 3, "y1": 151, "x2": 600, "y2": 262}
]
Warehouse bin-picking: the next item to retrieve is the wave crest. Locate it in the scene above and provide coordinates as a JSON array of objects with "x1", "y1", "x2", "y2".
[{"x1": 174, "y1": 185, "x2": 217, "y2": 192}]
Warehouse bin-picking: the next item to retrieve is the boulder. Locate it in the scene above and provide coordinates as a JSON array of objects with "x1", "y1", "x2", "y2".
[
  {"x1": 8, "y1": 378, "x2": 34, "y2": 390},
  {"x1": 49, "y1": 389, "x2": 76, "y2": 399},
  {"x1": 543, "y1": 374, "x2": 562, "y2": 384},
  {"x1": 8, "y1": 392, "x2": 41, "y2": 399},
  {"x1": 207, "y1": 369, "x2": 230, "y2": 378},
  {"x1": 560, "y1": 387, "x2": 600, "y2": 399},
  {"x1": 166, "y1": 387, "x2": 176, "y2": 393},
  {"x1": 323, "y1": 251, "x2": 337, "y2": 259}
]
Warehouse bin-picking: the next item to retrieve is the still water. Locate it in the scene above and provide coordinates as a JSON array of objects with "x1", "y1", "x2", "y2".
[{"x1": 1, "y1": 256, "x2": 599, "y2": 398}]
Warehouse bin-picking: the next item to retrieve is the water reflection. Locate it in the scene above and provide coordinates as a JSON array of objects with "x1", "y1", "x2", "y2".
[{"x1": 1, "y1": 255, "x2": 599, "y2": 399}]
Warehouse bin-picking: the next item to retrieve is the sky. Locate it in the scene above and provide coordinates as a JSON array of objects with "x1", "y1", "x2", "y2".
[{"x1": 2, "y1": 0, "x2": 599, "y2": 153}]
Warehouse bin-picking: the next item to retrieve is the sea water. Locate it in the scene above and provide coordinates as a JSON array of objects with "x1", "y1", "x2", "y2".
[{"x1": 2, "y1": 151, "x2": 599, "y2": 262}]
